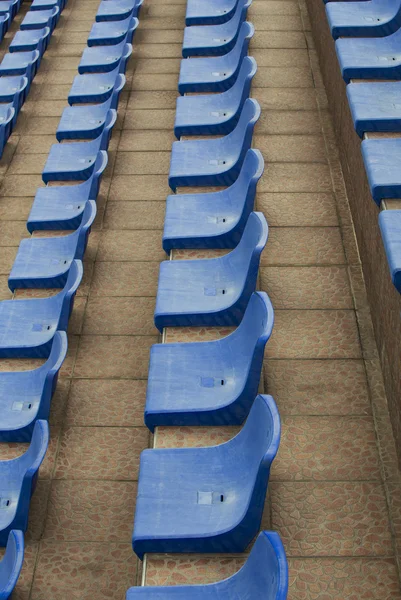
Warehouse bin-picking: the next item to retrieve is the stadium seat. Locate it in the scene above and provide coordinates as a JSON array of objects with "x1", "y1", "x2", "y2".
[
  {"x1": 326, "y1": 0, "x2": 401, "y2": 39},
  {"x1": 20, "y1": 7, "x2": 59, "y2": 31},
  {"x1": 0, "y1": 76, "x2": 28, "y2": 112},
  {"x1": 78, "y1": 40, "x2": 132, "y2": 74},
  {"x1": 0, "y1": 105, "x2": 14, "y2": 157},
  {"x1": 0, "y1": 420, "x2": 48, "y2": 546},
  {"x1": 347, "y1": 82, "x2": 401, "y2": 136},
  {"x1": 0, "y1": 50, "x2": 40, "y2": 83},
  {"x1": 57, "y1": 101, "x2": 120, "y2": 141},
  {"x1": 163, "y1": 149, "x2": 264, "y2": 251},
  {"x1": 362, "y1": 138, "x2": 401, "y2": 203},
  {"x1": 336, "y1": 32, "x2": 401, "y2": 82},
  {"x1": 9, "y1": 201, "x2": 96, "y2": 290},
  {"x1": 132, "y1": 395, "x2": 280, "y2": 557},
  {"x1": 0, "y1": 260, "x2": 82, "y2": 358},
  {"x1": 127, "y1": 531, "x2": 288, "y2": 599},
  {"x1": 154, "y1": 211, "x2": 268, "y2": 331},
  {"x1": 178, "y1": 22, "x2": 254, "y2": 94},
  {"x1": 0, "y1": 332, "x2": 67, "y2": 442},
  {"x1": 182, "y1": 0, "x2": 252, "y2": 57},
  {"x1": 379, "y1": 210, "x2": 401, "y2": 293},
  {"x1": 145, "y1": 291, "x2": 274, "y2": 430},
  {"x1": 0, "y1": 0, "x2": 18, "y2": 18},
  {"x1": 9, "y1": 26, "x2": 51, "y2": 54},
  {"x1": 30, "y1": 0, "x2": 63, "y2": 12},
  {"x1": 27, "y1": 151, "x2": 107, "y2": 232},
  {"x1": 169, "y1": 98, "x2": 260, "y2": 191},
  {"x1": 88, "y1": 15, "x2": 138, "y2": 46},
  {"x1": 0, "y1": 531, "x2": 24, "y2": 599},
  {"x1": 96, "y1": 0, "x2": 143, "y2": 22},
  {"x1": 42, "y1": 123, "x2": 114, "y2": 182},
  {"x1": 68, "y1": 69, "x2": 125, "y2": 105},
  {"x1": 186, "y1": 0, "x2": 241, "y2": 25},
  {"x1": 174, "y1": 56, "x2": 257, "y2": 137}
]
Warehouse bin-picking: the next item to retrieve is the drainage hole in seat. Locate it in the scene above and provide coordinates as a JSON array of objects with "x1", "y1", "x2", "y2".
[{"x1": 220, "y1": 495, "x2": 224, "y2": 502}]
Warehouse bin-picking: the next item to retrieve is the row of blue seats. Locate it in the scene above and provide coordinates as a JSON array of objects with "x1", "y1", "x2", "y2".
[
  {"x1": 0, "y1": 0, "x2": 24, "y2": 48},
  {"x1": 129, "y1": 1, "x2": 288, "y2": 599},
  {"x1": 324, "y1": 0, "x2": 401, "y2": 295},
  {"x1": 0, "y1": 0, "x2": 144, "y2": 597},
  {"x1": 0, "y1": 0, "x2": 70, "y2": 157}
]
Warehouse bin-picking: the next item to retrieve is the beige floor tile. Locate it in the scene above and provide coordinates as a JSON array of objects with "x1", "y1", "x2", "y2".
[
  {"x1": 83, "y1": 296, "x2": 157, "y2": 335},
  {"x1": 123, "y1": 109, "x2": 175, "y2": 130},
  {"x1": 109, "y1": 174, "x2": 171, "y2": 200},
  {"x1": 256, "y1": 192, "x2": 338, "y2": 226},
  {"x1": 261, "y1": 227, "x2": 345, "y2": 265},
  {"x1": 257, "y1": 134, "x2": 327, "y2": 162},
  {"x1": 118, "y1": 130, "x2": 174, "y2": 152},
  {"x1": 103, "y1": 201, "x2": 166, "y2": 230},
  {"x1": 114, "y1": 151, "x2": 170, "y2": 175},
  {"x1": 90, "y1": 261, "x2": 159, "y2": 297},
  {"x1": 97, "y1": 230, "x2": 165, "y2": 261},
  {"x1": 259, "y1": 163, "x2": 333, "y2": 192}
]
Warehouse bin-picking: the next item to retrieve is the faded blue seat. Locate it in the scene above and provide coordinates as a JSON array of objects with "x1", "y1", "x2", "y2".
[
  {"x1": 133, "y1": 394, "x2": 280, "y2": 558},
  {"x1": 0, "y1": 531, "x2": 24, "y2": 599},
  {"x1": 175, "y1": 56, "x2": 257, "y2": 137},
  {"x1": 57, "y1": 98, "x2": 121, "y2": 140},
  {"x1": 0, "y1": 76, "x2": 28, "y2": 113},
  {"x1": 145, "y1": 291, "x2": 273, "y2": 430},
  {"x1": 336, "y1": 31, "x2": 401, "y2": 82},
  {"x1": 169, "y1": 98, "x2": 260, "y2": 191},
  {"x1": 326, "y1": 0, "x2": 401, "y2": 39},
  {"x1": 0, "y1": 50, "x2": 40, "y2": 83},
  {"x1": 186, "y1": 0, "x2": 241, "y2": 25},
  {"x1": 42, "y1": 123, "x2": 114, "y2": 183},
  {"x1": 182, "y1": 0, "x2": 252, "y2": 57},
  {"x1": 0, "y1": 332, "x2": 67, "y2": 442},
  {"x1": 0, "y1": 13, "x2": 9, "y2": 42},
  {"x1": 30, "y1": 0, "x2": 63, "y2": 12},
  {"x1": 78, "y1": 40, "x2": 132, "y2": 74},
  {"x1": 96, "y1": 0, "x2": 143, "y2": 22},
  {"x1": 9, "y1": 27, "x2": 51, "y2": 54},
  {"x1": 88, "y1": 15, "x2": 138, "y2": 46},
  {"x1": 0, "y1": 105, "x2": 14, "y2": 157},
  {"x1": 27, "y1": 151, "x2": 107, "y2": 231},
  {"x1": 379, "y1": 210, "x2": 401, "y2": 293},
  {"x1": 178, "y1": 22, "x2": 254, "y2": 94},
  {"x1": 9, "y1": 201, "x2": 96, "y2": 290},
  {"x1": 0, "y1": 421, "x2": 48, "y2": 546},
  {"x1": 20, "y1": 7, "x2": 59, "y2": 31},
  {"x1": 154, "y1": 211, "x2": 268, "y2": 331},
  {"x1": 362, "y1": 138, "x2": 401, "y2": 204},
  {"x1": 127, "y1": 531, "x2": 288, "y2": 599},
  {"x1": 0, "y1": 0, "x2": 18, "y2": 18},
  {"x1": 0, "y1": 260, "x2": 82, "y2": 358},
  {"x1": 163, "y1": 149, "x2": 263, "y2": 251},
  {"x1": 68, "y1": 68, "x2": 125, "y2": 105},
  {"x1": 347, "y1": 82, "x2": 401, "y2": 136}
]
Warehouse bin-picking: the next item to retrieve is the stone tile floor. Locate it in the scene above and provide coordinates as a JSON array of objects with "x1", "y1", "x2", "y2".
[{"x1": 0, "y1": 0, "x2": 400, "y2": 598}]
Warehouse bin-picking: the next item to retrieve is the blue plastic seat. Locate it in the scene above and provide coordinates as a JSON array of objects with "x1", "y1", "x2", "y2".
[
  {"x1": 0, "y1": 105, "x2": 14, "y2": 157},
  {"x1": 127, "y1": 531, "x2": 288, "y2": 599},
  {"x1": 0, "y1": 531, "x2": 24, "y2": 599},
  {"x1": 0, "y1": 260, "x2": 82, "y2": 358},
  {"x1": 186, "y1": 0, "x2": 240, "y2": 25},
  {"x1": 362, "y1": 138, "x2": 401, "y2": 204},
  {"x1": 0, "y1": 332, "x2": 67, "y2": 442},
  {"x1": 96, "y1": 0, "x2": 143, "y2": 22},
  {"x1": 0, "y1": 50, "x2": 40, "y2": 82},
  {"x1": 42, "y1": 122, "x2": 115, "y2": 183},
  {"x1": 146, "y1": 291, "x2": 273, "y2": 430},
  {"x1": 336, "y1": 31, "x2": 401, "y2": 83},
  {"x1": 0, "y1": 13, "x2": 9, "y2": 42},
  {"x1": 78, "y1": 40, "x2": 132, "y2": 74},
  {"x1": 9, "y1": 201, "x2": 96, "y2": 291},
  {"x1": 0, "y1": 0, "x2": 17, "y2": 18},
  {"x1": 30, "y1": 0, "x2": 62, "y2": 11},
  {"x1": 326, "y1": 0, "x2": 401, "y2": 39},
  {"x1": 88, "y1": 15, "x2": 138, "y2": 46},
  {"x1": 27, "y1": 151, "x2": 107, "y2": 232},
  {"x1": 20, "y1": 7, "x2": 59, "y2": 31},
  {"x1": 169, "y1": 98, "x2": 260, "y2": 192},
  {"x1": 347, "y1": 82, "x2": 401, "y2": 137},
  {"x1": 154, "y1": 211, "x2": 268, "y2": 331},
  {"x1": 9, "y1": 27, "x2": 51, "y2": 54},
  {"x1": 163, "y1": 149, "x2": 263, "y2": 251},
  {"x1": 0, "y1": 76, "x2": 28, "y2": 110},
  {"x1": 179, "y1": 22, "x2": 254, "y2": 94},
  {"x1": 175, "y1": 56, "x2": 257, "y2": 138},
  {"x1": 183, "y1": 0, "x2": 251, "y2": 57},
  {"x1": 68, "y1": 68, "x2": 125, "y2": 105},
  {"x1": 57, "y1": 98, "x2": 121, "y2": 141},
  {"x1": 379, "y1": 210, "x2": 401, "y2": 293},
  {"x1": 0, "y1": 421, "x2": 48, "y2": 546},
  {"x1": 133, "y1": 394, "x2": 280, "y2": 557}
]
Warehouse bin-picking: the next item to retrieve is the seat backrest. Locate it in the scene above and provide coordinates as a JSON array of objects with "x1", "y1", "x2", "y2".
[
  {"x1": 226, "y1": 21, "x2": 254, "y2": 66},
  {"x1": 227, "y1": 531, "x2": 288, "y2": 599},
  {"x1": 0, "y1": 530, "x2": 24, "y2": 598},
  {"x1": 14, "y1": 419, "x2": 49, "y2": 474},
  {"x1": 75, "y1": 199, "x2": 97, "y2": 256},
  {"x1": 225, "y1": 211, "x2": 268, "y2": 284},
  {"x1": 55, "y1": 259, "x2": 83, "y2": 330},
  {"x1": 225, "y1": 98, "x2": 260, "y2": 155},
  {"x1": 89, "y1": 150, "x2": 108, "y2": 198},
  {"x1": 222, "y1": 55, "x2": 257, "y2": 112},
  {"x1": 226, "y1": 147, "x2": 263, "y2": 208}
]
